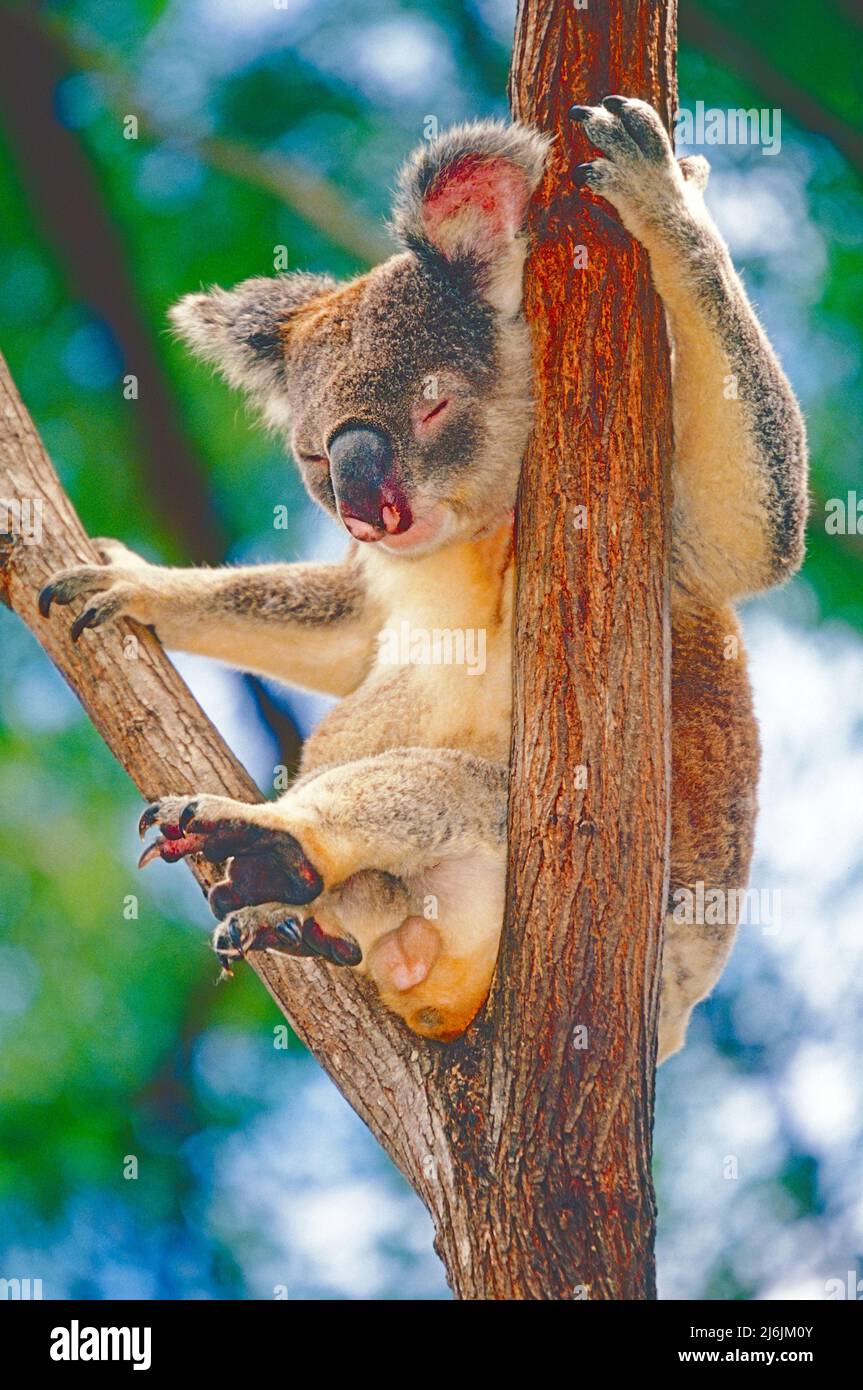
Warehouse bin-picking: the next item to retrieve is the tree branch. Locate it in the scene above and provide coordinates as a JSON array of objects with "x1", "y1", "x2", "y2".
[{"x1": 0, "y1": 349, "x2": 437, "y2": 1200}]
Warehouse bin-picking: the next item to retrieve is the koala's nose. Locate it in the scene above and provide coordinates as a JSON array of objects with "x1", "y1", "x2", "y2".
[{"x1": 328, "y1": 424, "x2": 413, "y2": 540}]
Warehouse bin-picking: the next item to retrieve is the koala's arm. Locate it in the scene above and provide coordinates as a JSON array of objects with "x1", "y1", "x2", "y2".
[
  {"x1": 39, "y1": 541, "x2": 379, "y2": 697},
  {"x1": 571, "y1": 98, "x2": 808, "y2": 603}
]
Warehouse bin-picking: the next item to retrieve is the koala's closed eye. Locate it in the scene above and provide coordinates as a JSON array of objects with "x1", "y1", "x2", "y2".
[
  {"x1": 414, "y1": 395, "x2": 452, "y2": 439},
  {"x1": 420, "y1": 398, "x2": 449, "y2": 424}
]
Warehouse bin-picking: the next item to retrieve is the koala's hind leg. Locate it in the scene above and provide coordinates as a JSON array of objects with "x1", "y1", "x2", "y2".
[
  {"x1": 211, "y1": 898, "x2": 367, "y2": 973},
  {"x1": 659, "y1": 596, "x2": 761, "y2": 1061},
  {"x1": 138, "y1": 750, "x2": 508, "y2": 1032},
  {"x1": 138, "y1": 794, "x2": 326, "y2": 917},
  {"x1": 570, "y1": 96, "x2": 808, "y2": 603},
  {"x1": 269, "y1": 747, "x2": 508, "y2": 889},
  {"x1": 138, "y1": 749, "x2": 506, "y2": 901},
  {"x1": 211, "y1": 851, "x2": 507, "y2": 1042}
]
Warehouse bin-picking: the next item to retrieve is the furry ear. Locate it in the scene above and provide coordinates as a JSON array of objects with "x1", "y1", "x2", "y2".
[
  {"x1": 169, "y1": 272, "x2": 335, "y2": 395},
  {"x1": 390, "y1": 120, "x2": 550, "y2": 308}
]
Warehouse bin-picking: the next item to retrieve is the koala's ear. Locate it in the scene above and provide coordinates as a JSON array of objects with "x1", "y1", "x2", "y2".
[
  {"x1": 169, "y1": 272, "x2": 335, "y2": 394},
  {"x1": 390, "y1": 120, "x2": 550, "y2": 307}
]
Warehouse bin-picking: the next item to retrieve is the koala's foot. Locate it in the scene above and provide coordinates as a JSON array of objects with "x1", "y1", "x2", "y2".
[
  {"x1": 568, "y1": 95, "x2": 709, "y2": 240},
  {"x1": 138, "y1": 795, "x2": 324, "y2": 910},
  {"x1": 211, "y1": 902, "x2": 361, "y2": 977}
]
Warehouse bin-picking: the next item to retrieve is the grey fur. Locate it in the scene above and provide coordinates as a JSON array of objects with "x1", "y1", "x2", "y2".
[
  {"x1": 170, "y1": 272, "x2": 336, "y2": 398},
  {"x1": 390, "y1": 118, "x2": 551, "y2": 259}
]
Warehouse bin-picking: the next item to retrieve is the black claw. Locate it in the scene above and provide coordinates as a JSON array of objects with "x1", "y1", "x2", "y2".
[
  {"x1": 70, "y1": 608, "x2": 99, "y2": 643},
  {"x1": 572, "y1": 162, "x2": 594, "y2": 187},
  {"x1": 179, "y1": 800, "x2": 199, "y2": 834},
  {"x1": 244, "y1": 915, "x2": 309, "y2": 955},
  {"x1": 602, "y1": 94, "x2": 626, "y2": 114},
  {"x1": 213, "y1": 912, "x2": 315, "y2": 962},
  {"x1": 568, "y1": 104, "x2": 591, "y2": 122},
  {"x1": 38, "y1": 583, "x2": 56, "y2": 618},
  {"x1": 274, "y1": 918, "x2": 304, "y2": 951},
  {"x1": 227, "y1": 920, "x2": 245, "y2": 953},
  {"x1": 138, "y1": 803, "x2": 161, "y2": 838}
]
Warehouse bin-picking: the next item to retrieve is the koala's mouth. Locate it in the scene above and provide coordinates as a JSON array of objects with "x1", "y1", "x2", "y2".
[
  {"x1": 339, "y1": 496, "x2": 452, "y2": 554},
  {"x1": 338, "y1": 482, "x2": 413, "y2": 543}
]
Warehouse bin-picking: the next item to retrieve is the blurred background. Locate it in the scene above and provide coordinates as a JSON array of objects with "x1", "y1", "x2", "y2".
[{"x1": 0, "y1": 0, "x2": 861, "y2": 1300}]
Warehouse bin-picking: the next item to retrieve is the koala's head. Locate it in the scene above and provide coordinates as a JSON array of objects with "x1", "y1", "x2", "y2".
[{"x1": 170, "y1": 121, "x2": 550, "y2": 556}]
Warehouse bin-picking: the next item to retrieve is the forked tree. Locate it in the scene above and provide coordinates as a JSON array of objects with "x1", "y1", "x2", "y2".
[{"x1": 0, "y1": 0, "x2": 675, "y2": 1298}]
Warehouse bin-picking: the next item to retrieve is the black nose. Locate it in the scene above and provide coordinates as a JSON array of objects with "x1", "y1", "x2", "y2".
[{"x1": 328, "y1": 424, "x2": 412, "y2": 539}]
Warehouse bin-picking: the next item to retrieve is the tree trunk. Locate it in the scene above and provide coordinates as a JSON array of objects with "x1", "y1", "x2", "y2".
[
  {"x1": 0, "y1": 0, "x2": 675, "y2": 1301},
  {"x1": 486, "y1": 0, "x2": 676, "y2": 1298}
]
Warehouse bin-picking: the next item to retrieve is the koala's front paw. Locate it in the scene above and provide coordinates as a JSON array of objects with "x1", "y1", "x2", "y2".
[
  {"x1": 568, "y1": 96, "x2": 707, "y2": 237},
  {"x1": 39, "y1": 543, "x2": 153, "y2": 642},
  {"x1": 212, "y1": 902, "x2": 362, "y2": 976}
]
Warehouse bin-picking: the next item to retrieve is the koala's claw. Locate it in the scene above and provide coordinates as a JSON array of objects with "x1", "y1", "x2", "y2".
[
  {"x1": 211, "y1": 908, "x2": 309, "y2": 971},
  {"x1": 599, "y1": 94, "x2": 670, "y2": 160},
  {"x1": 139, "y1": 798, "x2": 201, "y2": 838},
  {"x1": 211, "y1": 903, "x2": 362, "y2": 977},
  {"x1": 138, "y1": 795, "x2": 325, "y2": 907},
  {"x1": 567, "y1": 95, "x2": 707, "y2": 234},
  {"x1": 39, "y1": 563, "x2": 137, "y2": 641},
  {"x1": 568, "y1": 95, "x2": 672, "y2": 164},
  {"x1": 68, "y1": 594, "x2": 127, "y2": 642},
  {"x1": 40, "y1": 567, "x2": 106, "y2": 616}
]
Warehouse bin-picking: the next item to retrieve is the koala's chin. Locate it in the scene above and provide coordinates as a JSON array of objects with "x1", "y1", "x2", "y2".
[{"x1": 375, "y1": 500, "x2": 457, "y2": 557}]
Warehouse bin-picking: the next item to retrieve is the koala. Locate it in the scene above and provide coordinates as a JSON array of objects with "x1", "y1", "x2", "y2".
[{"x1": 40, "y1": 97, "x2": 807, "y2": 1059}]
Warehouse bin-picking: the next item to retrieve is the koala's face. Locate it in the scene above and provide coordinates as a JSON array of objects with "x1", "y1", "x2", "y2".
[{"x1": 171, "y1": 121, "x2": 549, "y2": 556}]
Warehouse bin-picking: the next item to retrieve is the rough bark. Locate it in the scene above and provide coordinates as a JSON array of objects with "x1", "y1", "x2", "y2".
[
  {"x1": 0, "y1": 0, "x2": 675, "y2": 1301},
  {"x1": 485, "y1": 0, "x2": 675, "y2": 1298}
]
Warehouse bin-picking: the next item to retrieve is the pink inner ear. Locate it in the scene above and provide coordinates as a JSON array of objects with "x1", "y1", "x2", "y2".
[{"x1": 422, "y1": 154, "x2": 530, "y2": 251}]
